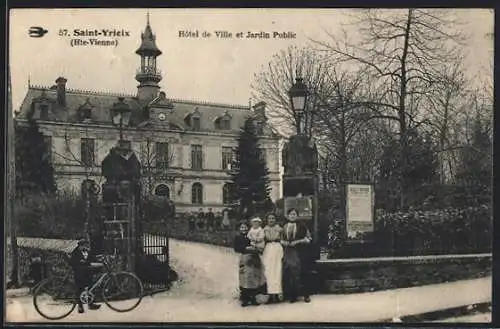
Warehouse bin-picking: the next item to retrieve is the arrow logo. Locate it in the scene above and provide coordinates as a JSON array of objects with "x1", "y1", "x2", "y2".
[{"x1": 29, "y1": 26, "x2": 48, "y2": 38}]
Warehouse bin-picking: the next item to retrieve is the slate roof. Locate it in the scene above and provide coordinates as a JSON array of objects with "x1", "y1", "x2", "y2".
[
  {"x1": 136, "y1": 13, "x2": 162, "y2": 56},
  {"x1": 17, "y1": 85, "x2": 280, "y2": 137},
  {"x1": 136, "y1": 22, "x2": 162, "y2": 56}
]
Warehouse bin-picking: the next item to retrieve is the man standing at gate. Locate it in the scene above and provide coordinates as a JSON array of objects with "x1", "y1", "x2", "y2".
[{"x1": 70, "y1": 239, "x2": 102, "y2": 313}]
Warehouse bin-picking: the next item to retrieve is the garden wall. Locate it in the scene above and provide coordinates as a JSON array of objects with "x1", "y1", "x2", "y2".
[
  {"x1": 11, "y1": 237, "x2": 174, "y2": 292},
  {"x1": 10, "y1": 238, "x2": 77, "y2": 286},
  {"x1": 314, "y1": 253, "x2": 492, "y2": 294}
]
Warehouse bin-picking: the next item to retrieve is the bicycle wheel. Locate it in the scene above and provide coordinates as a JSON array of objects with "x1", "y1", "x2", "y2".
[
  {"x1": 102, "y1": 272, "x2": 143, "y2": 312},
  {"x1": 33, "y1": 277, "x2": 77, "y2": 320}
]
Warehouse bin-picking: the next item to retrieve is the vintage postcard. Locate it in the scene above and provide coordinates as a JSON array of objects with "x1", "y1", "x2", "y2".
[{"x1": 6, "y1": 8, "x2": 493, "y2": 323}]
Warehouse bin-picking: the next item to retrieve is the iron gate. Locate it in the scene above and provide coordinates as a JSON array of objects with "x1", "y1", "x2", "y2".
[
  {"x1": 139, "y1": 219, "x2": 171, "y2": 291},
  {"x1": 91, "y1": 189, "x2": 172, "y2": 292}
]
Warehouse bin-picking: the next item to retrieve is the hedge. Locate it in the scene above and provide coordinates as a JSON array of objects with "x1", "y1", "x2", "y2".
[
  {"x1": 327, "y1": 205, "x2": 492, "y2": 258},
  {"x1": 15, "y1": 192, "x2": 87, "y2": 240},
  {"x1": 15, "y1": 192, "x2": 492, "y2": 258}
]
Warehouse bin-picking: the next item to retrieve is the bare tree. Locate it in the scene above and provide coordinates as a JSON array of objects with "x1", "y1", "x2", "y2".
[
  {"x1": 137, "y1": 136, "x2": 176, "y2": 198},
  {"x1": 53, "y1": 126, "x2": 113, "y2": 241},
  {"x1": 252, "y1": 45, "x2": 330, "y2": 137},
  {"x1": 252, "y1": 45, "x2": 392, "y2": 209},
  {"x1": 313, "y1": 9, "x2": 467, "y2": 209},
  {"x1": 313, "y1": 67, "x2": 373, "y2": 208},
  {"x1": 54, "y1": 126, "x2": 110, "y2": 187},
  {"x1": 426, "y1": 59, "x2": 468, "y2": 182}
]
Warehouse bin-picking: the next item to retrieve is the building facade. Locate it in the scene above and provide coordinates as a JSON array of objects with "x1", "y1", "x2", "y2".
[{"x1": 15, "y1": 16, "x2": 282, "y2": 213}]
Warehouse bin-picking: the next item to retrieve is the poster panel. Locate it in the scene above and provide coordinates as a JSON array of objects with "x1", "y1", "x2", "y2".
[
  {"x1": 284, "y1": 196, "x2": 313, "y2": 220},
  {"x1": 346, "y1": 184, "x2": 374, "y2": 241}
]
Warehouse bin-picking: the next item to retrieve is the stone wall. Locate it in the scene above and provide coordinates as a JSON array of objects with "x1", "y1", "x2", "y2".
[
  {"x1": 314, "y1": 254, "x2": 492, "y2": 294},
  {"x1": 13, "y1": 238, "x2": 78, "y2": 285}
]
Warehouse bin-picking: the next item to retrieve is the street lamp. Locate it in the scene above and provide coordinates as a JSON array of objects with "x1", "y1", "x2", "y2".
[
  {"x1": 111, "y1": 97, "x2": 132, "y2": 142},
  {"x1": 289, "y1": 77, "x2": 308, "y2": 134},
  {"x1": 285, "y1": 77, "x2": 320, "y2": 259}
]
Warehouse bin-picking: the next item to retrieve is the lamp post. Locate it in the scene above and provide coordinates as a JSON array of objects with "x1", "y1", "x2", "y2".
[
  {"x1": 288, "y1": 77, "x2": 308, "y2": 135},
  {"x1": 111, "y1": 97, "x2": 132, "y2": 143},
  {"x1": 285, "y1": 77, "x2": 320, "y2": 259}
]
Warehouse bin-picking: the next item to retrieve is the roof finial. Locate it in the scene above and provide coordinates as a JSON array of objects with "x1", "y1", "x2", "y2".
[
  {"x1": 28, "y1": 74, "x2": 31, "y2": 87},
  {"x1": 147, "y1": 10, "x2": 150, "y2": 25}
]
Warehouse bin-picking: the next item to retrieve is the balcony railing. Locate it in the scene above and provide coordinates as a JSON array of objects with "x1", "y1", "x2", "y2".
[{"x1": 136, "y1": 67, "x2": 162, "y2": 80}]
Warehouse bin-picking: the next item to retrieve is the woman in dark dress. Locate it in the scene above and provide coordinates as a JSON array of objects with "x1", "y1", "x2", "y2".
[
  {"x1": 281, "y1": 208, "x2": 312, "y2": 303},
  {"x1": 234, "y1": 221, "x2": 266, "y2": 307}
]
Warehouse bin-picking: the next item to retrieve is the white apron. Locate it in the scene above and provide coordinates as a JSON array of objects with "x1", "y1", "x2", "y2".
[{"x1": 262, "y1": 242, "x2": 284, "y2": 294}]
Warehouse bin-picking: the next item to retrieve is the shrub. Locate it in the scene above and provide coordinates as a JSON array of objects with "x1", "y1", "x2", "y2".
[
  {"x1": 141, "y1": 196, "x2": 175, "y2": 223},
  {"x1": 15, "y1": 191, "x2": 86, "y2": 239},
  {"x1": 327, "y1": 205, "x2": 492, "y2": 258}
]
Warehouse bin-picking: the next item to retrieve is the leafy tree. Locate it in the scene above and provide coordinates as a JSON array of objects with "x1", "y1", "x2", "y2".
[
  {"x1": 230, "y1": 117, "x2": 272, "y2": 219},
  {"x1": 15, "y1": 119, "x2": 57, "y2": 197}
]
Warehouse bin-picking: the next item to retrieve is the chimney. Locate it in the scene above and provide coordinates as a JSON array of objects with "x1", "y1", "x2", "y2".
[
  {"x1": 253, "y1": 101, "x2": 267, "y2": 121},
  {"x1": 55, "y1": 77, "x2": 67, "y2": 107}
]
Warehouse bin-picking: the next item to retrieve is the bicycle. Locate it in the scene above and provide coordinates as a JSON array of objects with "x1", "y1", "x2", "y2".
[{"x1": 33, "y1": 253, "x2": 144, "y2": 320}]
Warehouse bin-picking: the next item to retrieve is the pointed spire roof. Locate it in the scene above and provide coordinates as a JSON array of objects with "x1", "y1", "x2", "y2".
[{"x1": 136, "y1": 12, "x2": 162, "y2": 56}]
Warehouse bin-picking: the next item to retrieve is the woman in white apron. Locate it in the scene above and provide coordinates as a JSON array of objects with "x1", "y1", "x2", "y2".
[{"x1": 262, "y1": 212, "x2": 284, "y2": 303}]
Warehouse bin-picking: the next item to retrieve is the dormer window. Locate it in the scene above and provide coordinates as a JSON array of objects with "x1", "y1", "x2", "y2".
[
  {"x1": 215, "y1": 112, "x2": 232, "y2": 130},
  {"x1": 192, "y1": 117, "x2": 201, "y2": 131},
  {"x1": 184, "y1": 114, "x2": 192, "y2": 127},
  {"x1": 79, "y1": 98, "x2": 94, "y2": 122},
  {"x1": 221, "y1": 118, "x2": 230, "y2": 130},
  {"x1": 31, "y1": 90, "x2": 53, "y2": 121},
  {"x1": 84, "y1": 108, "x2": 92, "y2": 120},
  {"x1": 184, "y1": 109, "x2": 201, "y2": 131},
  {"x1": 40, "y1": 104, "x2": 49, "y2": 120},
  {"x1": 255, "y1": 121, "x2": 264, "y2": 135}
]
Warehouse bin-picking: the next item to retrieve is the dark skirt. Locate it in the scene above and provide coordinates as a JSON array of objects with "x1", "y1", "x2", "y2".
[
  {"x1": 282, "y1": 246, "x2": 310, "y2": 300},
  {"x1": 239, "y1": 253, "x2": 266, "y2": 302},
  {"x1": 239, "y1": 253, "x2": 266, "y2": 289}
]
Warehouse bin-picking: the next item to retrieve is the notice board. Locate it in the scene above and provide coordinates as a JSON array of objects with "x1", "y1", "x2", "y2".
[{"x1": 346, "y1": 184, "x2": 374, "y2": 241}]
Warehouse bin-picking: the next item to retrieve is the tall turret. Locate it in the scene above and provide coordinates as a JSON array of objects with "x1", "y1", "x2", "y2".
[{"x1": 135, "y1": 13, "x2": 162, "y2": 101}]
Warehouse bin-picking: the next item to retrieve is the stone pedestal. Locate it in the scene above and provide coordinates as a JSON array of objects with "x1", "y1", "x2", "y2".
[
  {"x1": 282, "y1": 134, "x2": 319, "y2": 259},
  {"x1": 100, "y1": 145, "x2": 142, "y2": 272}
]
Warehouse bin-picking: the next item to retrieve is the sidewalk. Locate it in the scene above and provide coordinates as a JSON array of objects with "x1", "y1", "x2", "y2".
[
  {"x1": 6, "y1": 276, "x2": 491, "y2": 322},
  {"x1": 6, "y1": 238, "x2": 492, "y2": 323},
  {"x1": 6, "y1": 287, "x2": 31, "y2": 298}
]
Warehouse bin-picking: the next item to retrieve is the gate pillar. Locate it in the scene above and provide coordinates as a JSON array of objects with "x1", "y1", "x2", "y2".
[{"x1": 100, "y1": 143, "x2": 142, "y2": 272}]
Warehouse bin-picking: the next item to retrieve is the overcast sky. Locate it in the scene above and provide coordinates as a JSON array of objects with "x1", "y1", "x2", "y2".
[{"x1": 9, "y1": 8, "x2": 493, "y2": 111}]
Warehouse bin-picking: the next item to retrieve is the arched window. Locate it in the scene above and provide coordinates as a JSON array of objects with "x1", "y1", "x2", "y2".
[
  {"x1": 155, "y1": 184, "x2": 170, "y2": 198},
  {"x1": 191, "y1": 183, "x2": 203, "y2": 205},
  {"x1": 222, "y1": 183, "x2": 233, "y2": 205}
]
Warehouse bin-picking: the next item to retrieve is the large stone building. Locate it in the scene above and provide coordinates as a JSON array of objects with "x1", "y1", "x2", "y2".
[{"x1": 15, "y1": 16, "x2": 282, "y2": 213}]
